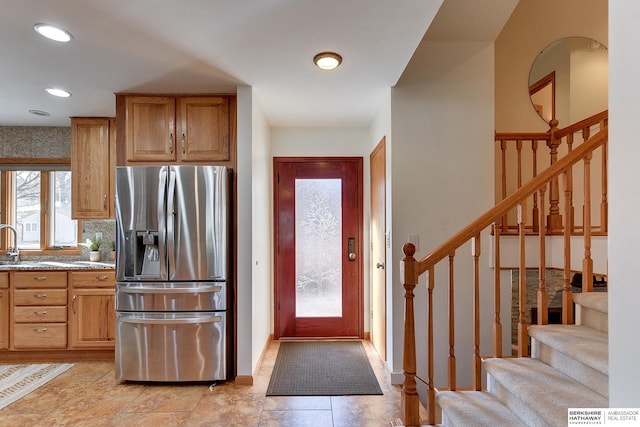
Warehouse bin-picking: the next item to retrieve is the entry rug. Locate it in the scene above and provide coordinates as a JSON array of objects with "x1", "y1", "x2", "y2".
[
  {"x1": 0, "y1": 363, "x2": 74, "y2": 410},
  {"x1": 266, "y1": 341, "x2": 383, "y2": 396}
]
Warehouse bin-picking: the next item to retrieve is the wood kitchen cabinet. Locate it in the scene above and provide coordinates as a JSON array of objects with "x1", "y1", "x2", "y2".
[
  {"x1": 0, "y1": 273, "x2": 8, "y2": 350},
  {"x1": 11, "y1": 271, "x2": 68, "y2": 350},
  {"x1": 71, "y1": 117, "x2": 116, "y2": 219},
  {"x1": 116, "y1": 94, "x2": 235, "y2": 165},
  {"x1": 68, "y1": 271, "x2": 115, "y2": 349}
]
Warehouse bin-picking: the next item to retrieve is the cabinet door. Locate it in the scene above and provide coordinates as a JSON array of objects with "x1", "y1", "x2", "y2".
[
  {"x1": 71, "y1": 118, "x2": 112, "y2": 219},
  {"x1": 69, "y1": 288, "x2": 115, "y2": 349},
  {"x1": 177, "y1": 97, "x2": 230, "y2": 162},
  {"x1": 0, "y1": 289, "x2": 8, "y2": 350},
  {"x1": 125, "y1": 96, "x2": 176, "y2": 162}
]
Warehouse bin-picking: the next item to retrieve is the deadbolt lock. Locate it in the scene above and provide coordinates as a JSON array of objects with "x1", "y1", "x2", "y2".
[{"x1": 348, "y1": 237, "x2": 356, "y2": 261}]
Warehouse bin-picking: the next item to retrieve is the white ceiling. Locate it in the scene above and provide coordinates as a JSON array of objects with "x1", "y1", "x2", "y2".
[
  {"x1": 0, "y1": 0, "x2": 519, "y2": 129},
  {"x1": 0, "y1": 0, "x2": 444, "y2": 128}
]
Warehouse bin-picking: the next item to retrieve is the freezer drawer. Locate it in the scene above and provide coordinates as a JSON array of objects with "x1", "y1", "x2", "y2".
[
  {"x1": 116, "y1": 282, "x2": 226, "y2": 311},
  {"x1": 115, "y1": 311, "x2": 227, "y2": 382}
]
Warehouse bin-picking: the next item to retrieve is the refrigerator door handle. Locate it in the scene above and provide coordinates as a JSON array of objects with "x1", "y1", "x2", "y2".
[
  {"x1": 166, "y1": 167, "x2": 176, "y2": 276},
  {"x1": 158, "y1": 167, "x2": 169, "y2": 279},
  {"x1": 118, "y1": 315, "x2": 223, "y2": 325},
  {"x1": 118, "y1": 285, "x2": 223, "y2": 294}
]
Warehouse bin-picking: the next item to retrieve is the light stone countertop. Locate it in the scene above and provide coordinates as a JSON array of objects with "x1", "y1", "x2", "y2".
[{"x1": 0, "y1": 260, "x2": 115, "y2": 270}]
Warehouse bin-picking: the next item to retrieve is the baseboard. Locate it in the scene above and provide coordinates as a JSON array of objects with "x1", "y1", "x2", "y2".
[
  {"x1": 234, "y1": 333, "x2": 275, "y2": 386},
  {"x1": 234, "y1": 375, "x2": 254, "y2": 385},
  {"x1": 0, "y1": 350, "x2": 114, "y2": 363},
  {"x1": 363, "y1": 331, "x2": 370, "y2": 340},
  {"x1": 391, "y1": 371, "x2": 405, "y2": 385}
]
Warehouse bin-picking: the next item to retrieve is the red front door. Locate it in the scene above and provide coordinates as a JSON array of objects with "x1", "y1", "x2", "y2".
[{"x1": 274, "y1": 157, "x2": 363, "y2": 338}]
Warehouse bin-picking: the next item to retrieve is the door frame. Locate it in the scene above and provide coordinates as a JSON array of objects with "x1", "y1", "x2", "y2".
[
  {"x1": 370, "y1": 137, "x2": 387, "y2": 360},
  {"x1": 273, "y1": 157, "x2": 364, "y2": 339}
]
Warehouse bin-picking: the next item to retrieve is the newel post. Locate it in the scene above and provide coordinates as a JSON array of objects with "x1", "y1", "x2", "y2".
[{"x1": 401, "y1": 243, "x2": 420, "y2": 427}]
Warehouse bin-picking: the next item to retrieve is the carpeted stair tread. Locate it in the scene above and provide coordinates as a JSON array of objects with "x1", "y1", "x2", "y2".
[
  {"x1": 573, "y1": 292, "x2": 608, "y2": 314},
  {"x1": 485, "y1": 357, "x2": 608, "y2": 427},
  {"x1": 529, "y1": 324, "x2": 608, "y2": 375},
  {"x1": 574, "y1": 292, "x2": 608, "y2": 333},
  {"x1": 437, "y1": 391, "x2": 525, "y2": 427}
]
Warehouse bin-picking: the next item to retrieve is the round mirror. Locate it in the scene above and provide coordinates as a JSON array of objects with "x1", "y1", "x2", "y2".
[{"x1": 529, "y1": 37, "x2": 608, "y2": 127}]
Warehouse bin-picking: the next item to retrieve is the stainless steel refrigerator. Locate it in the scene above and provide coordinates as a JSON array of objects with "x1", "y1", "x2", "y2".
[{"x1": 114, "y1": 165, "x2": 232, "y2": 382}]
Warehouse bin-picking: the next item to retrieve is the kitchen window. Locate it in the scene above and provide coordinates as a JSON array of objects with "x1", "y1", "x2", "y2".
[{"x1": 1, "y1": 165, "x2": 82, "y2": 255}]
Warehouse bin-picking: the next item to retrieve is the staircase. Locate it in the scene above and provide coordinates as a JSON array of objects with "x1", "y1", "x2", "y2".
[
  {"x1": 436, "y1": 292, "x2": 608, "y2": 426},
  {"x1": 397, "y1": 117, "x2": 609, "y2": 427}
]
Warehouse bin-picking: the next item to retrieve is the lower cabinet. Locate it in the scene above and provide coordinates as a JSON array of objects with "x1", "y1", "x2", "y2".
[
  {"x1": 0, "y1": 273, "x2": 8, "y2": 350},
  {"x1": 68, "y1": 271, "x2": 116, "y2": 349},
  {"x1": 6, "y1": 269, "x2": 115, "y2": 352}
]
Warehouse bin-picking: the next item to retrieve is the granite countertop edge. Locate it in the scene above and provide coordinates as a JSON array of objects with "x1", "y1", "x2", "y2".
[{"x1": 0, "y1": 261, "x2": 115, "y2": 271}]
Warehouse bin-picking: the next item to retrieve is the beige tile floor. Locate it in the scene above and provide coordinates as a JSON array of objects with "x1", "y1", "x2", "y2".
[{"x1": 0, "y1": 340, "x2": 405, "y2": 426}]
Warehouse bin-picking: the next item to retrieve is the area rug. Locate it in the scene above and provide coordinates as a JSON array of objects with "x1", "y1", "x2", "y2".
[
  {"x1": 0, "y1": 363, "x2": 74, "y2": 410},
  {"x1": 266, "y1": 341, "x2": 383, "y2": 396}
]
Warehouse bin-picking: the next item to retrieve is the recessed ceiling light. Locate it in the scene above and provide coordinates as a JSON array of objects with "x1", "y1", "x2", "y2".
[
  {"x1": 29, "y1": 109, "x2": 51, "y2": 117},
  {"x1": 34, "y1": 23, "x2": 73, "y2": 42},
  {"x1": 314, "y1": 52, "x2": 342, "y2": 70},
  {"x1": 45, "y1": 87, "x2": 71, "y2": 98}
]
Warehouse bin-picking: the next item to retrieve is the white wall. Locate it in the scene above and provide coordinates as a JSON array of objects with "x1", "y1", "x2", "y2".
[
  {"x1": 271, "y1": 127, "x2": 372, "y2": 333},
  {"x1": 608, "y1": 0, "x2": 640, "y2": 407},
  {"x1": 250, "y1": 90, "x2": 273, "y2": 371},
  {"x1": 391, "y1": 40, "x2": 497, "y2": 387},
  {"x1": 235, "y1": 87, "x2": 253, "y2": 377},
  {"x1": 370, "y1": 90, "x2": 395, "y2": 371}
]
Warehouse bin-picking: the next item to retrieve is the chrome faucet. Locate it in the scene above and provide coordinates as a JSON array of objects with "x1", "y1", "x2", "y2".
[{"x1": 0, "y1": 224, "x2": 19, "y2": 263}]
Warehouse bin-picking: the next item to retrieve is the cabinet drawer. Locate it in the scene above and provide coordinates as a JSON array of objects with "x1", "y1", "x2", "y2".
[
  {"x1": 69, "y1": 271, "x2": 115, "y2": 288},
  {"x1": 14, "y1": 289, "x2": 67, "y2": 306},
  {"x1": 13, "y1": 271, "x2": 67, "y2": 289},
  {"x1": 12, "y1": 323, "x2": 67, "y2": 349},
  {"x1": 14, "y1": 306, "x2": 67, "y2": 323}
]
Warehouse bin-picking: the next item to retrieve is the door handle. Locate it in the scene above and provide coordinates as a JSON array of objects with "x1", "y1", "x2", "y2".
[
  {"x1": 348, "y1": 237, "x2": 356, "y2": 261},
  {"x1": 376, "y1": 262, "x2": 385, "y2": 269}
]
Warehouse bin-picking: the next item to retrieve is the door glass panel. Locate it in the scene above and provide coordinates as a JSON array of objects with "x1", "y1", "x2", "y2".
[{"x1": 295, "y1": 179, "x2": 342, "y2": 317}]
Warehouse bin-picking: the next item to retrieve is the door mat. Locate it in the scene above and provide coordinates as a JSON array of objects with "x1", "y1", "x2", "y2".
[
  {"x1": 266, "y1": 341, "x2": 383, "y2": 396},
  {"x1": 0, "y1": 363, "x2": 74, "y2": 410}
]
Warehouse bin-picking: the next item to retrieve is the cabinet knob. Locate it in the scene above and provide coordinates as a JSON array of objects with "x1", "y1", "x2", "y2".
[
  {"x1": 97, "y1": 275, "x2": 108, "y2": 281},
  {"x1": 34, "y1": 293, "x2": 47, "y2": 298}
]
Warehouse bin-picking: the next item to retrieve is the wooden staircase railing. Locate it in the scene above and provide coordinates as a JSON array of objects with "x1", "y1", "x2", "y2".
[
  {"x1": 495, "y1": 110, "x2": 608, "y2": 236},
  {"x1": 401, "y1": 126, "x2": 608, "y2": 426}
]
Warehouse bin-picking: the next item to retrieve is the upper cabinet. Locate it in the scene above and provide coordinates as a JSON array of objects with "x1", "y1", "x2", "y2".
[
  {"x1": 71, "y1": 117, "x2": 116, "y2": 219},
  {"x1": 116, "y1": 94, "x2": 236, "y2": 166},
  {"x1": 122, "y1": 96, "x2": 175, "y2": 162}
]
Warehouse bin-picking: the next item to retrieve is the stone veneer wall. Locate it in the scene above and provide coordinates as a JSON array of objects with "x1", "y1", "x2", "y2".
[
  {"x1": 510, "y1": 268, "x2": 565, "y2": 348},
  {"x1": 0, "y1": 126, "x2": 116, "y2": 263}
]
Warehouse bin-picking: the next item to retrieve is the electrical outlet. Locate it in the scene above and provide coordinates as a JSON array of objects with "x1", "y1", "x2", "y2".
[{"x1": 95, "y1": 232, "x2": 103, "y2": 241}]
